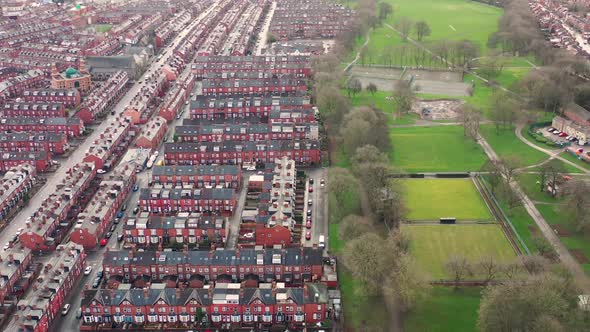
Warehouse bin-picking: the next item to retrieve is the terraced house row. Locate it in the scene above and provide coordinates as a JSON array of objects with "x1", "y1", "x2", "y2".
[
  {"x1": 80, "y1": 282, "x2": 330, "y2": 330},
  {"x1": 102, "y1": 247, "x2": 323, "y2": 286},
  {"x1": 0, "y1": 163, "x2": 35, "y2": 220}
]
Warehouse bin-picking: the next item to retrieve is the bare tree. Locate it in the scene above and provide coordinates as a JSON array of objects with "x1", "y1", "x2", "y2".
[
  {"x1": 347, "y1": 77, "x2": 362, "y2": 98},
  {"x1": 343, "y1": 233, "x2": 395, "y2": 294},
  {"x1": 459, "y1": 104, "x2": 482, "y2": 141},
  {"x1": 562, "y1": 180, "x2": 590, "y2": 234},
  {"x1": 414, "y1": 21, "x2": 431, "y2": 42},
  {"x1": 339, "y1": 214, "x2": 374, "y2": 241},
  {"x1": 539, "y1": 159, "x2": 566, "y2": 197},
  {"x1": 378, "y1": 2, "x2": 393, "y2": 21},
  {"x1": 444, "y1": 256, "x2": 473, "y2": 285},
  {"x1": 395, "y1": 17, "x2": 413, "y2": 41},
  {"x1": 520, "y1": 255, "x2": 548, "y2": 275},
  {"x1": 392, "y1": 79, "x2": 414, "y2": 119},
  {"x1": 366, "y1": 82, "x2": 378, "y2": 96},
  {"x1": 500, "y1": 261, "x2": 521, "y2": 279},
  {"x1": 477, "y1": 256, "x2": 500, "y2": 284}
]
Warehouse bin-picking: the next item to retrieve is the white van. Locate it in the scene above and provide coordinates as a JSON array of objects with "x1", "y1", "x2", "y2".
[{"x1": 318, "y1": 235, "x2": 325, "y2": 248}]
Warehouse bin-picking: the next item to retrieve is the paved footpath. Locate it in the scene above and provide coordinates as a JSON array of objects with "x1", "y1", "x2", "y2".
[{"x1": 477, "y1": 133, "x2": 590, "y2": 292}]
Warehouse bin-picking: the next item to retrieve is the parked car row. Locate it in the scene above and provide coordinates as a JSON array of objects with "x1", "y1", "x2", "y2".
[{"x1": 547, "y1": 127, "x2": 579, "y2": 142}]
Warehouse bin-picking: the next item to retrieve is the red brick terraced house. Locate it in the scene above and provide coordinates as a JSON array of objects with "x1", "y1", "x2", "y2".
[
  {"x1": 191, "y1": 55, "x2": 311, "y2": 78},
  {"x1": 201, "y1": 77, "x2": 308, "y2": 96},
  {"x1": 135, "y1": 116, "x2": 168, "y2": 150},
  {"x1": 139, "y1": 187, "x2": 237, "y2": 214},
  {"x1": 19, "y1": 162, "x2": 96, "y2": 251},
  {"x1": 69, "y1": 164, "x2": 136, "y2": 249},
  {"x1": 163, "y1": 140, "x2": 321, "y2": 166},
  {"x1": 123, "y1": 212, "x2": 226, "y2": 248},
  {"x1": 75, "y1": 70, "x2": 129, "y2": 124},
  {"x1": 175, "y1": 122, "x2": 319, "y2": 143},
  {"x1": 190, "y1": 94, "x2": 312, "y2": 120},
  {"x1": 102, "y1": 247, "x2": 323, "y2": 287},
  {"x1": 151, "y1": 164, "x2": 242, "y2": 189},
  {"x1": 0, "y1": 163, "x2": 36, "y2": 221},
  {"x1": 6, "y1": 243, "x2": 85, "y2": 332},
  {"x1": 0, "y1": 151, "x2": 51, "y2": 173},
  {"x1": 83, "y1": 116, "x2": 132, "y2": 170},
  {"x1": 22, "y1": 89, "x2": 81, "y2": 108},
  {"x1": 79, "y1": 282, "x2": 330, "y2": 330},
  {"x1": 0, "y1": 247, "x2": 32, "y2": 306},
  {"x1": 0, "y1": 132, "x2": 68, "y2": 155},
  {"x1": 0, "y1": 102, "x2": 65, "y2": 118},
  {"x1": 0, "y1": 117, "x2": 84, "y2": 138},
  {"x1": 0, "y1": 70, "x2": 45, "y2": 102}
]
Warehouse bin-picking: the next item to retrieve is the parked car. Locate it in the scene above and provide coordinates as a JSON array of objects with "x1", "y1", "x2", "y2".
[
  {"x1": 92, "y1": 277, "x2": 101, "y2": 288},
  {"x1": 110, "y1": 224, "x2": 116, "y2": 232},
  {"x1": 61, "y1": 304, "x2": 71, "y2": 316},
  {"x1": 116, "y1": 211, "x2": 124, "y2": 218},
  {"x1": 133, "y1": 207, "x2": 140, "y2": 214},
  {"x1": 320, "y1": 179, "x2": 325, "y2": 187},
  {"x1": 75, "y1": 308, "x2": 82, "y2": 319},
  {"x1": 306, "y1": 220, "x2": 312, "y2": 229},
  {"x1": 97, "y1": 169, "x2": 106, "y2": 174},
  {"x1": 84, "y1": 266, "x2": 92, "y2": 276},
  {"x1": 305, "y1": 231, "x2": 311, "y2": 240},
  {"x1": 133, "y1": 184, "x2": 139, "y2": 192},
  {"x1": 308, "y1": 187, "x2": 313, "y2": 193},
  {"x1": 307, "y1": 209, "x2": 312, "y2": 216},
  {"x1": 15, "y1": 227, "x2": 23, "y2": 236},
  {"x1": 105, "y1": 232, "x2": 113, "y2": 239},
  {"x1": 100, "y1": 238, "x2": 107, "y2": 246},
  {"x1": 114, "y1": 218, "x2": 120, "y2": 224},
  {"x1": 117, "y1": 234, "x2": 124, "y2": 242},
  {"x1": 3, "y1": 243, "x2": 10, "y2": 251},
  {"x1": 97, "y1": 270, "x2": 104, "y2": 279},
  {"x1": 308, "y1": 199, "x2": 312, "y2": 206},
  {"x1": 309, "y1": 178, "x2": 314, "y2": 184},
  {"x1": 559, "y1": 132, "x2": 568, "y2": 137},
  {"x1": 121, "y1": 204, "x2": 127, "y2": 211}
]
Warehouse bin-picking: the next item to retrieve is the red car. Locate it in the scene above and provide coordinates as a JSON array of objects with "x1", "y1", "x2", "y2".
[
  {"x1": 559, "y1": 132, "x2": 568, "y2": 137},
  {"x1": 305, "y1": 231, "x2": 311, "y2": 240},
  {"x1": 308, "y1": 187, "x2": 313, "y2": 193},
  {"x1": 306, "y1": 220, "x2": 312, "y2": 229},
  {"x1": 100, "y1": 238, "x2": 108, "y2": 246}
]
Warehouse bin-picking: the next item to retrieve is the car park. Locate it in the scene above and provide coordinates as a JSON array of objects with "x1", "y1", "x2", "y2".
[
  {"x1": 61, "y1": 304, "x2": 71, "y2": 316},
  {"x1": 84, "y1": 266, "x2": 92, "y2": 275}
]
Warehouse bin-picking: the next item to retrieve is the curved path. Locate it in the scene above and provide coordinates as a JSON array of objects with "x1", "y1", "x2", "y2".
[{"x1": 514, "y1": 125, "x2": 590, "y2": 174}]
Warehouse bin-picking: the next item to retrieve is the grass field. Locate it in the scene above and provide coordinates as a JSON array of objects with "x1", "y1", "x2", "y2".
[
  {"x1": 347, "y1": 90, "x2": 419, "y2": 125},
  {"x1": 405, "y1": 287, "x2": 482, "y2": 332},
  {"x1": 479, "y1": 125, "x2": 548, "y2": 167},
  {"x1": 403, "y1": 179, "x2": 492, "y2": 220},
  {"x1": 389, "y1": 126, "x2": 488, "y2": 172},
  {"x1": 404, "y1": 224, "x2": 517, "y2": 279},
  {"x1": 536, "y1": 203, "x2": 590, "y2": 274}
]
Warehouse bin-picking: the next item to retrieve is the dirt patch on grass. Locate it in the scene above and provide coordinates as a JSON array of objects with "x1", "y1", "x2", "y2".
[
  {"x1": 552, "y1": 224, "x2": 571, "y2": 237},
  {"x1": 411, "y1": 99, "x2": 465, "y2": 120},
  {"x1": 528, "y1": 225, "x2": 539, "y2": 235},
  {"x1": 570, "y1": 249, "x2": 589, "y2": 264}
]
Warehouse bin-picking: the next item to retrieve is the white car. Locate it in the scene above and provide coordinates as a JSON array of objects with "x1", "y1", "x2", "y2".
[
  {"x1": 84, "y1": 266, "x2": 92, "y2": 276},
  {"x1": 97, "y1": 169, "x2": 106, "y2": 174},
  {"x1": 61, "y1": 304, "x2": 71, "y2": 316},
  {"x1": 15, "y1": 227, "x2": 24, "y2": 236},
  {"x1": 3, "y1": 243, "x2": 10, "y2": 251}
]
